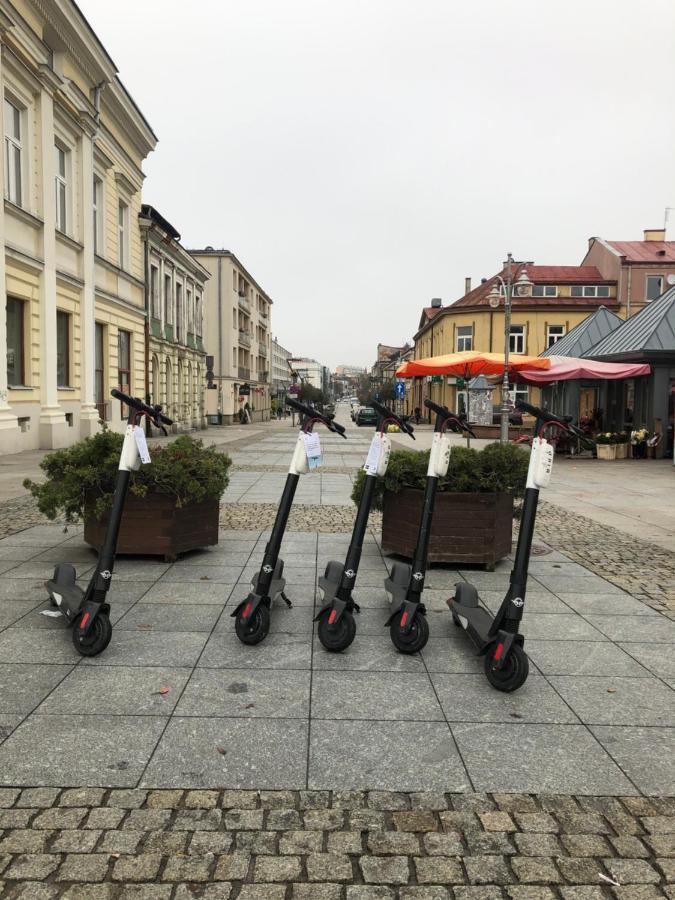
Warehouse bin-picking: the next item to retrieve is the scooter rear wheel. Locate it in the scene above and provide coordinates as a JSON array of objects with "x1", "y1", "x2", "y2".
[
  {"x1": 390, "y1": 610, "x2": 429, "y2": 654},
  {"x1": 235, "y1": 604, "x2": 270, "y2": 645},
  {"x1": 484, "y1": 643, "x2": 529, "y2": 692},
  {"x1": 317, "y1": 608, "x2": 356, "y2": 652},
  {"x1": 73, "y1": 612, "x2": 112, "y2": 657}
]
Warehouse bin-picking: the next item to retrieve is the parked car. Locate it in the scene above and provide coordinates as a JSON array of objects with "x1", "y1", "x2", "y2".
[
  {"x1": 356, "y1": 406, "x2": 378, "y2": 427},
  {"x1": 491, "y1": 406, "x2": 523, "y2": 426},
  {"x1": 350, "y1": 404, "x2": 362, "y2": 421}
]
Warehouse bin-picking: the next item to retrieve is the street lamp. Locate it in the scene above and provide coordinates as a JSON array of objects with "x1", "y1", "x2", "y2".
[{"x1": 487, "y1": 253, "x2": 532, "y2": 443}]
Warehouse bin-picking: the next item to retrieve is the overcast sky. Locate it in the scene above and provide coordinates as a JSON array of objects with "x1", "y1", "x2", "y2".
[{"x1": 80, "y1": 0, "x2": 675, "y2": 369}]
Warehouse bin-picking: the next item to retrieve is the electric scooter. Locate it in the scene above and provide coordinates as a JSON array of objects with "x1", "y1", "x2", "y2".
[
  {"x1": 45, "y1": 389, "x2": 173, "y2": 656},
  {"x1": 231, "y1": 397, "x2": 346, "y2": 644},
  {"x1": 384, "y1": 399, "x2": 475, "y2": 653},
  {"x1": 316, "y1": 399, "x2": 415, "y2": 652},
  {"x1": 448, "y1": 399, "x2": 593, "y2": 692}
]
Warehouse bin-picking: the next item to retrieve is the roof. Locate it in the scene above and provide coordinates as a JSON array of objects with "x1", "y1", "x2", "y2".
[
  {"x1": 587, "y1": 285, "x2": 675, "y2": 356},
  {"x1": 607, "y1": 241, "x2": 675, "y2": 263},
  {"x1": 526, "y1": 266, "x2": 610, "y2": 283},
  {"x1": 540, "y1": 306, "x2": 623, "y2": 358},
  {"x1": 141, "y1": 205, "x2": 180, "y2": 240}
]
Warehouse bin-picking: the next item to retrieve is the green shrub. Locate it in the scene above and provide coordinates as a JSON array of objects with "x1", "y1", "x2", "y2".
[
  {"x1": 24, "y1": 429, "x2": 231, "y2": 523},
  {"x1": 351, "y1": 442, "x2": 529, "y2": 513}
]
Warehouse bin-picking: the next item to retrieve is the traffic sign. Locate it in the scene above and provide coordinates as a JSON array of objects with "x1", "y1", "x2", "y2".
[
  {"x1": 288, "y1": 384, "x2": 300, "y2": 395},
  {"x1": 395, "y1": 382, "x2": 405, "y2": 398}
]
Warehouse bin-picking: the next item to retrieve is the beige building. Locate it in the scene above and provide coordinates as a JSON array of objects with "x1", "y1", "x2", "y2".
[
  {"x1": 189, "y1": 248, "x2": 272, "y2": 424},
  {"x1": 139, "y1": 205, "x2": 208, "y2": 432},
  {"x1": 1, "y1": 0, "x2": 156, "y2": 452}
]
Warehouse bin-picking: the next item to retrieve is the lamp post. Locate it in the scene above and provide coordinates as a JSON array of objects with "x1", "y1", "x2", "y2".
[{"x1": 487, "y1": 254, "x2": 532, "y2": 443}]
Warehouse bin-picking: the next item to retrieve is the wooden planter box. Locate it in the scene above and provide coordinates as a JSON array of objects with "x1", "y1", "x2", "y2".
[
  {"x1": 596, "y1": 444, "x2": 617, "y2": 460},
  {"x1": 615, "y1": 443, "x2": 628, "y2": 459},
  {"x1": 469, "y1": 424, "x2": 523, "y2": 441},
  {"x1": 84, "y1": 492, "x2": 219, "y2": 561},
  {"x1": 381, "y1": 488, "x2": 513, "y2": 569}
]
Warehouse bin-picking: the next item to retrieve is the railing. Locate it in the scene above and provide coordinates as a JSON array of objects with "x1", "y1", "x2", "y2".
[
  {"x1": 238, "y1": 366, "x2": 251, "y2": 380},
  {"x1": 259, "y1": 309, "x2": 268, "y2": 323},
  {"x1": 258, "y1": 341, "x2": 268, "y2": 358},
  {"x1": 238, "y1": 295, "x2": 251, "y2": 315},
  {"x1": 238, "y1": 330, "x2": 251, "y2": 348}
]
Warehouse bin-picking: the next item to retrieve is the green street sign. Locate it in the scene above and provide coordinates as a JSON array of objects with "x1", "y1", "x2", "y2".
[
  {"x1": 456, "y1": 377, "x2": 466, "y2": 389},
  {"x1": 431, "y1": 375, "x2": 442, "y2": 383}
]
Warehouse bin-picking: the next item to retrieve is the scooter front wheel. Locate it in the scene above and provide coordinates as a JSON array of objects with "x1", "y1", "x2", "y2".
[
  {"x1": 317, "y1": 608, "x2": 356, "y2": 652},
  {"x1": 235, "y1": 604, "x2": 271, "y2": 645},
  {"x1": 73, "y1": 612, "x2": 112, "y2": 657},
  {"x1": 484, "y1": 643, "x2": 529, "y2": 693},
  {"x1": 390, "y1": 610, "x2": 429, "y2": 654}
]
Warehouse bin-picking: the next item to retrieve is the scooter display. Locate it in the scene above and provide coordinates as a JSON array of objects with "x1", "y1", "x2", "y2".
[
  {"x1": 316, "y1": 399, "x2": 415, "y2": 652},
  {"x1": 231, "y1": 397, "x2": 346, "y2": 644},
  {"x1": 45, "y1": 389, "x2": 173, "y2": 656},
  {"x1": 384, "y1": 399, "x2": 475, "y2": 653},
  {"x1": 448, "y1": 399, "x2": 593, "y2": 691}
]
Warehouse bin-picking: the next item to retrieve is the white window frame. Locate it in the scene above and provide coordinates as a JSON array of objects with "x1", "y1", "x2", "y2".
[
  {"x1": 196, "y1": 292, "x2": 202, "y2": 336},
  {"x1": 507, "y1": 381, "x2": 529, "y2": 404},
  {"x1": 54, "y1": 143, "x2": 68, "y2": 233},
  {"x1": 187, "y1": 287, "x2": 193, "y2": 334},
  {"x1": 93, "y1": 174, "x2": 104, "y2": 255},
  {"x1": 646, "y1": 275, "x2": 663, "y2": 302},
  {"x1": 532, "y1": 285, "x2": 558, "y2": 297},
  {"x1": 164, "y1": 272, "x2": 173, "y2": 324},
  {"x1": 456, "y1": 325, "x2": 473, "y2": 352},
  {"x1": 176, "y1": 281, "x2": 183, "y2": 341},
  {"x1": 118, "y1": 200, "x2": 129, "y2": 269},
  {"x1": 4, "y1": 97, "x2": 23, "y2": 206},
  {"x1": 150, "y1": 264, "x2": 160, "y2": 318},
  {"x1": 546, "y1": 324, "x2": 566, "y2": 348},
  {"x1": 509, "y1": 324, "x2": 525, "y2": 354}
]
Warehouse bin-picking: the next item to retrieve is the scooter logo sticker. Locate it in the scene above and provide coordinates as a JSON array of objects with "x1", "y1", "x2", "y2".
[
  {"x1": 101, "y1": 570, "x2": 112, "y2": 580},
  {"x1": 511, "y1": 596, "x2": 524, "y2": 607},
  {"x1": 412, "y1": 571, "x2": 424, "y2": 581},
  {"x1": 262, "y1": 565, "x2": 273, "y2": 574},
  {"x1": 345, "y1": 569, "x2": 356, "y2": 579}
]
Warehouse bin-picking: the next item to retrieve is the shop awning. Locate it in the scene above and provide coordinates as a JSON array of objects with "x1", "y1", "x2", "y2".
[
  {"x1": 514, "y1": 356, "x2": 651, "y2": 385},
  {"x1": 396, "y1": 351, "x2": 550, "y2": 379}
]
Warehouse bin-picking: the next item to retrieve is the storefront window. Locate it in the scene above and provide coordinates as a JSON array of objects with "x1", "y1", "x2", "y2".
[{"x1": 6, "y1": 297, "x2": 25, "y2": 386}]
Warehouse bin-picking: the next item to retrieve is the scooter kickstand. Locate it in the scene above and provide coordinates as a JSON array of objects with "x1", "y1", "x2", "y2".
[{"x1": 281, "y1": 592, "x2": 293, "y2": 608}]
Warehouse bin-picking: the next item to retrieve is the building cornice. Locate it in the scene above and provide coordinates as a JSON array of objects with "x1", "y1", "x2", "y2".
[
  {"x1": 94, "y1": 254, "x2": 145, "y2": 290},
  {"x1": 4, "y1": 199, "x2": 44, "y2": 229},
  {"x1": 189, "y1": 249, "x2": 274, "y2": 305}
]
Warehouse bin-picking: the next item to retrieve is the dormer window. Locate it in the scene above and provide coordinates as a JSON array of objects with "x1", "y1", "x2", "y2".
[
  {"x1": 531, "y1": 285, "x2": 557, "y2": 298},
  {"x1": 570, "y1": 285, "x2": 610, "y2": 298}
]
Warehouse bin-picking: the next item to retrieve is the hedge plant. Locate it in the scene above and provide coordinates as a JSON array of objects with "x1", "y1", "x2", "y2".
[
  {"x1": 351, "y1": 442, "x2": 529, "y2": 513},
  {"x1": 24, "y1": 429, "x2": 231, "y2": 523}
]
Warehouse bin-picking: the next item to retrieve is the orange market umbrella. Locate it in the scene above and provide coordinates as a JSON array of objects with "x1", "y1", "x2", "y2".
[{"x1": 396, "y1": 350, "x2": 551, "y2": 379}]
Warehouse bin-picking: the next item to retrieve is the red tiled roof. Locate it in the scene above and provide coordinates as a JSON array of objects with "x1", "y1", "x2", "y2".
[
  {"x1": 607, "y1": 241, "x2": 675, "y2": 263},
  {"x1": 526, "y1": 265, "x2": 608, "y2": 283},
  {"x1": 422, "y1": 307, "x2": 442, "y2": 318}
]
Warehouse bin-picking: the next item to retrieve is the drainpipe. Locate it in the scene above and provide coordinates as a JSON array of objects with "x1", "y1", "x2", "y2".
[
  {"x1": 143, "y1": 227, "x2": 151, "y2": 436},
  {"x1": 626, "y1": 264, "x2": 632, "y2": 319},
  {"x1": 217, "y1": 256, "x2": 223, "y2": 422}
]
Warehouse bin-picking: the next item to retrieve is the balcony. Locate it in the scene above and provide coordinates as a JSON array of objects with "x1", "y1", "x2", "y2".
[
  {"x1": 260, "y1": 371, "x2": 270, "y2": 383},
  {"x1": 259, "y1": 308, "x2": 269, "y2": 323},
  {"x1": 238, "y1": 294, "x2": 251, "y2": 315},
  {"x1": 258, "y1": 341, "x2": 268, "y2": 358},
  {"x1": 238, "y1": 330, "x2": 251, "y2": 348},
  {"x1": 238, "y1": 366, "x2": 251, "y2": 380}
]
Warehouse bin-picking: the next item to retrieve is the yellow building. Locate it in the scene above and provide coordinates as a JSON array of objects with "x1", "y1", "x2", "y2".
[
  {"x1": 1, "y1": 0, "x2": 156, "y2": 451},
  {"x1": 409, "y1": 264, "x2": 618, "y2": 417}
]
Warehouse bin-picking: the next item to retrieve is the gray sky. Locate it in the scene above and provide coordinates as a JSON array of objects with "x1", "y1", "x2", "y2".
[{"x1": 80, "y1": 0, "x2": 675, "y2": 369}]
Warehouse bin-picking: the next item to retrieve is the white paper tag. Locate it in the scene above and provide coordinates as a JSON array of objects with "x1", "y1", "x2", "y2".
[
  {"x1": 303, "y1": 432, "x2": 322, "y2": 470},
  {"x1": 133, "y1": 426, "x2": 152, "y2": 464},
  {"x1": 40, "y1": 609, "x2": 63, "y2": 618},
  {"x1": 364, "y1": 434, "x2": 383, "y2": 475}
]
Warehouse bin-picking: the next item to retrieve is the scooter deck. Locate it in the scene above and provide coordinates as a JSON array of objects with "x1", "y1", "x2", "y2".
[{"x1": 451, "y1": 601, "x2": 493, "y2": 642}]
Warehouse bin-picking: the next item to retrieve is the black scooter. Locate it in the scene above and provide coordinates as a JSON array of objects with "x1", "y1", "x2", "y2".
[
  {"x1": 448, "y1": 399, "x2": 592, "y2": 691},
  {"x1": 231, "y1": 397, "x2": 346, "y2": 644},
  {"x1": 384, "y1": 399, "x2": 475, "y2": 653},
  {"x1": 316, "y1": 399, "x2": 415, "y2": 652},
  {"x1": 45, "y1": 389, "x2": 173, "y2": 656}
]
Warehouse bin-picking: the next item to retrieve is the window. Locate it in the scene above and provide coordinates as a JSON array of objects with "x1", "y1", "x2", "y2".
[
  {"x1": 187, "y1": 289, "x2": 193, "y2": 334},
  {"x1": 196, "y1": 293, "x2": 202, "y2": 335},
  {"x1": 95, "y1": 322, "x2": 106, "y2": 420},
  {"x1": 456, "y1": 325, "x2": 473, "y2": 352},
  {"x1": 93, "y1": 176, "x2": 103, "y2": 254},
  {"x1": 532, "y1": 285, "x2": 558, "y2": 297},
  {"x1": 646, "y1": 275, "x2": 663, "y2": 302},
  {"x1": 150, "y1": 265, "x2": 160, "y2": 318},
  {"x1": 509, "y1": 324, "x2": 525, "y2": 354},
  {"x1": 55, "y1": 145, "x2": 67, "y2": 233},
  {"x1": 507, "y1": 382, "x2": 529, "y2": 404},
  {"x1": 6, "y1": 297, "x2": 25, "y2": 386},
  {"x1": 164, "y1": 274, "x2": 173, "y2": 323},
  {"x1": 570, "y1": 285, "x2": 610, "y2": 298},
  {"x1": 56, "y1": 311, "x2": 70, "y2": 387},
  {"x1": 117, "y1": 329, "x2": 131, "y2": 418},
  {"x1": 4, "y1": 99, "x2": 22, "y2": 205},
  {"x1": 176, "y1": 283, "x2": 183, "y2": 341},
  {"x1": 118, "y1": 201, "x2": 128, "y2": 269},
  {"x1": 546, "y1": 324, "x2": 566, "y2": 348}
]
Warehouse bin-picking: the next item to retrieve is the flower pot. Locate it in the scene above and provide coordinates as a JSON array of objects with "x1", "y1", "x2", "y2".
[
  {"x1": 381, "y1": 488, "x2": 513, "y2": 570},
  {"x1": 84, "y1": 492, "x2": 220, "y2": 561},
  {"x1": 596, "y1": 444, "x2": 617, "y2": 460},
  {"x1": 615, "y1": 443, "x2": 628, "y2": 459}
]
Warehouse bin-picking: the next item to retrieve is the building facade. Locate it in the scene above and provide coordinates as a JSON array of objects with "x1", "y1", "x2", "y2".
[
  {"x1": 409, "y1": 264, "x2": 618, "y2": 416},
  {"x1": 1, "y1": 0, "x2": 156, "y2": 453},
  {"x1": 189, "y1": 248, "x2": 272, "y2": 424},
  {"x1": 271, "y1": 336, "x2": 292, "y2": 403},
  {"x1": 289, "y1": 357, "x2": 329, "y2": 395},
  {"x1": 139, "y1": 205, "x2": 208, "y2": 432}
]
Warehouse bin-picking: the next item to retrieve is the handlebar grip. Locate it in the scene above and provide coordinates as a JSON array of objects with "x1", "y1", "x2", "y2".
[
  {"x1": 371, "y1": 400, "x2": 415, "y2": 439},
  {"x1": 156, "y1": 411, "x2": 174, "y2": 426},
  {"x1": 111, "y1": 388, "x2": 137, "y2": 407},
  {"x1": 424, "y1": 399, "x2": 449, "y2": 417},
  {"x1": 424, "y1": 399, "x2": 476, "y2": 437},
  {"x1": 515, "y1": 399, "x2": 570, "y2": 427},
  {"x1": 286, "y1": 396, "x2": 346, "y2": 438},
  {"x1": 111, "y1": 389, "x2": 174, "y2": 426}
]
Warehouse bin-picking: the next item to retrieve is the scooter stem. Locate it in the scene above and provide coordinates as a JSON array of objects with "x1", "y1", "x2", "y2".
[
  {"x1": 92, "y1": 469, "x2": 131, "y2": 596},
  {"x1": 339, "y1": 474, "x2": 377, "y2": 595},
  {"x1": 257, "y1": 473, "x2": 300, "y2": 596}
]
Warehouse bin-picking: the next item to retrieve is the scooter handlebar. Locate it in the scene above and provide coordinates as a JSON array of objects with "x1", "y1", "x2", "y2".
[
  {"x1": 111, "y1": 389, "x2": 174, "y2": 426},
  {"x1": 371, "y1": 400, "x2": 415, "y2": 439},
  {"x1": 286, "y1": 397, "x2": 347, "y2": 438},
  {"x1": 424, "y1": 399, "x2": 477, "y2": 438},
  {"x1": 515, "y1": 399, "x2": 595, "y2": 448}
]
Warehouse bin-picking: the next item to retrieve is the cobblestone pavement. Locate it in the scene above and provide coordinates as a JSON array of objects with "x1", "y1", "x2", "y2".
[{"x1": 0, "y1": 787, "x2": 673, "y2": 898}]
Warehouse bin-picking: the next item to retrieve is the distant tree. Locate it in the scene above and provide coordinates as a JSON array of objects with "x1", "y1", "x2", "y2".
[{"x1": 299, "y1": 383, "x2": 325, "y2": 406}]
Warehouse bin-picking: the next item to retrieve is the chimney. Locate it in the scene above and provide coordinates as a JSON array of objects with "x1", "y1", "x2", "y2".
[
  {"x1": 464, "y1": 277, "x2": 471, "y2": 294},
  {"x1": 431, "y1": 298, "x2": 442, "y2": 308},
  {"x1": 644, "y1": 228, "x2": 666, "y2": 242}
]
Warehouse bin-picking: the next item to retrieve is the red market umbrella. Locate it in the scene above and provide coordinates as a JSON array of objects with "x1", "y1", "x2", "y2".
[
  {"x1": 513, "y1": 356, "x2": 651, "y2": 385},
  {"x1": 396, "y1": 350, "x2": 551, "y2": 379}
]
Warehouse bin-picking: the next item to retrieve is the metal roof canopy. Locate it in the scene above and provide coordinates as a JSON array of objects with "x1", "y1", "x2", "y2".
[
  {"x1": 541, "y1": 306, "x2": 623, "y2": 358},
  {"x1": 587, "y1": 285, "x2": 675, "y2": 358}
]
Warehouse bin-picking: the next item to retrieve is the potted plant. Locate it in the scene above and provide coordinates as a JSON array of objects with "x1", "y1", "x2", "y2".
[
  {"x1": 24, "y1": 429, "x2": 231, "y2": 561},
  {"x1": 630, "y1": 427, "x2": 650, "y2": 459},
  {"x1": 595, "y1": 432, "x2": 617, "y2": 460},
  {"x1": 351, "y1": 442, "x2": 529, "y2": 569},
  {"x1": 614, "y1": 432, "x2": 629, "y2": 459}
]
